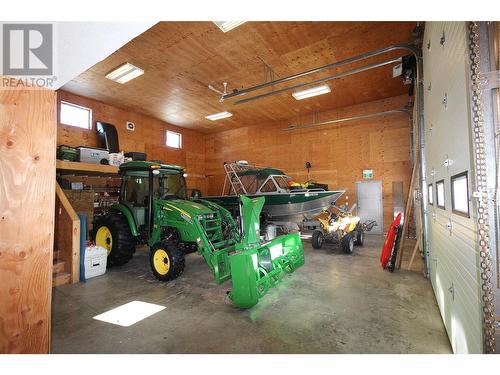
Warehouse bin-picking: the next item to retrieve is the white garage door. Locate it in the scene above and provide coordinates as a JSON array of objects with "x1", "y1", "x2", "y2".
[{"x1": 423, "y1": 22, "x2": 483, "y2": 354}]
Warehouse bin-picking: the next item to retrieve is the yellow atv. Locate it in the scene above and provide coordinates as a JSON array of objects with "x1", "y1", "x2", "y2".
[{"x1": 311, "y1": 204, "x2": 366, "y2": 254}]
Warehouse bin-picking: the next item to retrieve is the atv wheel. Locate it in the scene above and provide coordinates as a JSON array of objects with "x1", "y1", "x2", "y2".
[
  {"x1": 354, "y1": 228, "x2": 364, "y2": 246},
  {"x1": 150, "y1": 241, "x2": 185, "y2": 281},
  {"x1": 93, "y1": 213, "x2": 135, "y2": 266},
  {"x1": 341, "y1": 233, "x2": 355, "y2": 254},
  {"x1": 311, "y1": 230, "x2": 324, "y2": 249}
]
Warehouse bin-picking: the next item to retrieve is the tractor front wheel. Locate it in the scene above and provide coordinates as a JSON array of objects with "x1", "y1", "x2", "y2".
[
  {"x1": 150, "y1": 241, "x2": 185, "y2": 281},
  {"x1": 93, "y1": 213, "x2": 135, "y2": 266},
  {"x1": 341, "y1": 233, "x2": 355, "y2": 254},
  {"x1": 311, "y1": 230, "x2": 324, "y2": 249}
]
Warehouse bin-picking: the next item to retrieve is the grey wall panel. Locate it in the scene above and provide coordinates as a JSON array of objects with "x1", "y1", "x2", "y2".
[{"x1": 423, "y1": 22, "x2": 483, "y2": 354}]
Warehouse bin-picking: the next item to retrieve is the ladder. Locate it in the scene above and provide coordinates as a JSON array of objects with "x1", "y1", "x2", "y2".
[{"x1": 222, "y1": 162, "x2": 248, "y2": 195}]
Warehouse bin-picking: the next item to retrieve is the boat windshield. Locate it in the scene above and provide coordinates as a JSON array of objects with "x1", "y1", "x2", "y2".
[{"x1": 274, "y1": 175, "x2": 291, "y2": 190}]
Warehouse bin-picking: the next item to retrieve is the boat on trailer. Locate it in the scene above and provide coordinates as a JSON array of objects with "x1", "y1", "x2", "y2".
[{"x1": 204, "y1": 161, "x2": 345, "y2": 223}]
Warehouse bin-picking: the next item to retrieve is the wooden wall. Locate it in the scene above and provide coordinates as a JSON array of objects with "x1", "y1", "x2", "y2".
[
  {"x1": 205, "y1": 95, "x2": 413, "y2": 231},
  {"x1": 57, "y1": 90, "x2": 412, "y2": 231},
  {"x1": 0, "y1": 84, "x2": 57, "y2": 353},
  {"x1": 57, "y1": 90, "x2": 207, "y2": 194}
]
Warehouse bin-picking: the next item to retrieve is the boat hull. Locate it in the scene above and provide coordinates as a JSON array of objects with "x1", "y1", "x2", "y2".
[{"x1": 205, "y1": 190, "x2": 345, "y2": 222}]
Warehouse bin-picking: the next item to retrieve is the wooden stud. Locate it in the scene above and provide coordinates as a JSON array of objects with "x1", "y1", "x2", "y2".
[
  {"x1": 407, "y1": 238, "x2": 421, "y2": 271},
  {"x1": 395, "y1": 150, "x2": 418, "y2": 269}
]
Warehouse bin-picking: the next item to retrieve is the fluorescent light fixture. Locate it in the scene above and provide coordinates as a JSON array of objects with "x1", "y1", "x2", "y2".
[
  {"x1": 292, "y1": 84, "x2": 331, "y2": 100},
  {"x1": 93, "y1": 301, "x2": 165, "y2": 327},
  {"x1": 213, "y1": 21, "x2": 246, "y2": 33},
  {"x1": 205, "y1": 111, "x2": 233, "y2": 121},
  {"x1": 106, "y1": 63, "x2": 144, "y2": 84}
]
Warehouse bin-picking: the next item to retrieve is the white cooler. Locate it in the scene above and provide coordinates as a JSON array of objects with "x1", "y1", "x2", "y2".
[{"x1": 84, "y1": 246, "x2": 107, "y2": 279}]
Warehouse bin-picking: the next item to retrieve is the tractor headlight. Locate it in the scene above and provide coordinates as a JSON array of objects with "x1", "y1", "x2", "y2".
[
  {"x1": 181, "y1": 212, "x2": 191, "y2": 222},
  {"x1": 204, "y1": 213, "x2": 215, "y2": 220}
]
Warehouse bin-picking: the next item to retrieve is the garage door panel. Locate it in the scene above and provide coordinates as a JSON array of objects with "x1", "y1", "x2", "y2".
[{"x1": 423, "y1": 22, "x2": 483, "y2": 353}]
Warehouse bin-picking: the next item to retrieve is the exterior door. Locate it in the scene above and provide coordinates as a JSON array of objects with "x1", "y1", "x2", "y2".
[{"x1": 356, "y1": 181, "x2": 383, "y2": 234}]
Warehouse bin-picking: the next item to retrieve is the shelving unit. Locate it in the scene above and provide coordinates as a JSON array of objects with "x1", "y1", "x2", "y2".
[{"x1": 56, "y1": 160, "x2": 119, "y2": 175}]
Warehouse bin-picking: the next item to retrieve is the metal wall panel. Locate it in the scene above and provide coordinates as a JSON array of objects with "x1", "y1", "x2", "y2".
[{"x1": 423, "y1": 22, "x2": 483, "y2": 353}]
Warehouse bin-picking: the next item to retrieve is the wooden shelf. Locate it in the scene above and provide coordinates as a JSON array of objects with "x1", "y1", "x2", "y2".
[{"x1": 56, "y1": 160, "x2": 119, "y2": 175}]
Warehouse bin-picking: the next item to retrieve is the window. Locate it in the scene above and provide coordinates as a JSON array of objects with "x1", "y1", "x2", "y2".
[
  {"x1": 166, "y1": 130, "x2": 182, "y2": 149},
  {"x1": 436, "y1": 180, "x2": 445, "y2": 209},
  {"x1": 428, "y1": 184, "x2": 434, "y2": 205},
  {"x1": 60, "y1": 101, "x2": 92, "y2": 129},
  {"x1": 451, "y1": 172, "x2": 469, "y2": 217},
  {"x1": 122, "y1": 173, "x2": 149, "y2": 207}
]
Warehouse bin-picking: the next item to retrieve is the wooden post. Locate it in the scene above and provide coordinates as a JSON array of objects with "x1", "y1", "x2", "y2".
[
  {"x1": 0, "y1": 84, "x2": 56, "y2": 353},
  {"x1": 396, "y1": 154, "x2": 418, "y2": 269},
  {"x1": 407, "y1": 238, "x2": 421, "y2": 271}
]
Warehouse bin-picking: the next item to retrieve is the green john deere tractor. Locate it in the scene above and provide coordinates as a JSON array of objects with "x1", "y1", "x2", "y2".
[{"x1": 92, "y1": 161, "x2": 304, "y2": 308}]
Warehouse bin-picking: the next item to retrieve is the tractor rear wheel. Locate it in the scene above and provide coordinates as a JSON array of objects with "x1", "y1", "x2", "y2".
[
  {"x1": 341, "y1": 233, "x2": 355, "y2": 254},
  {"x1": 311, "y1": 230, "x2": 324, "y2": 249},
  {"x1": 93, "y1": 213, "x2": 135, "y2": 266},
  {"x1": 150, "y1": 241, "x2": 185, "y2": 281}
]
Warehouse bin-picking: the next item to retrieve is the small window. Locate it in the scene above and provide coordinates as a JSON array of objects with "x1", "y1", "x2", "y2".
[
  {"x1": 436, "y1": 180, "x2": 445, "y2": 209},
  {"x1": 428, "y1": 184, "x2": 434, "y2": 205},
  {"x1": 451, "y1": 172, "x2": 469, "y2": 217},
  {"x1": 60, "y1": 101, "x2": 92, "y2": 129},
  {"x1": 166, "y1": 130, "x2": 182, "y2": 149}
]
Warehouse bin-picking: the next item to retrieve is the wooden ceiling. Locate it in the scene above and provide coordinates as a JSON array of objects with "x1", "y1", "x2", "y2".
[{"x1": 62, "y1": 21, "x2": 417, "y2": 133}]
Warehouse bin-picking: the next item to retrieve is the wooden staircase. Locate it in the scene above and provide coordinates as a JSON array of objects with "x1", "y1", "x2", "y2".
[
  {"x1": 52, "y1": 250, "x2": 72, "y2": 287},
  {"x1": 52, "y1": 183, "x2": 81, "y2": 287}
]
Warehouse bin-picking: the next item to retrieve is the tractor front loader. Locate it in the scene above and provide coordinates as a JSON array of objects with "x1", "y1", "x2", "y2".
[{"x1": 92, "y1": 161, "x2": 304, "y2": 308}]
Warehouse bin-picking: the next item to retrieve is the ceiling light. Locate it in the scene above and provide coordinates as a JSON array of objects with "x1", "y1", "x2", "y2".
[
  {"x1": 292, "y1": 84, "x2": 331, "y2": 100},
  {"x1": 205, "y1": 111, "x2": 233, "y2": 121},
  {"x1": 106, "y1": 63, "x2": 144, "y2": 84},
  {"x1": 213, "y1": 21, "x2": 246, "y2": 33}
]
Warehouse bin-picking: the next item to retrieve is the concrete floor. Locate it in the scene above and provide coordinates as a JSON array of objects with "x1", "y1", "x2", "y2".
[{"x1": 51, "y1": 235, "x2": 452, "y2": 353}]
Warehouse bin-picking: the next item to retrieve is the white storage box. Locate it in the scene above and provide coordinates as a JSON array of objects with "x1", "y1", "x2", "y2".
[{"x1": 84, "y1": 245, "x2": 107, "y2": 279}]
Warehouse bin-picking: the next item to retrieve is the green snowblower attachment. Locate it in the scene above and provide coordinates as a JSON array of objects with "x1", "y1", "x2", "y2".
[{"x1": 195, "y1": 195, "x2": 305, "y2": 308}]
